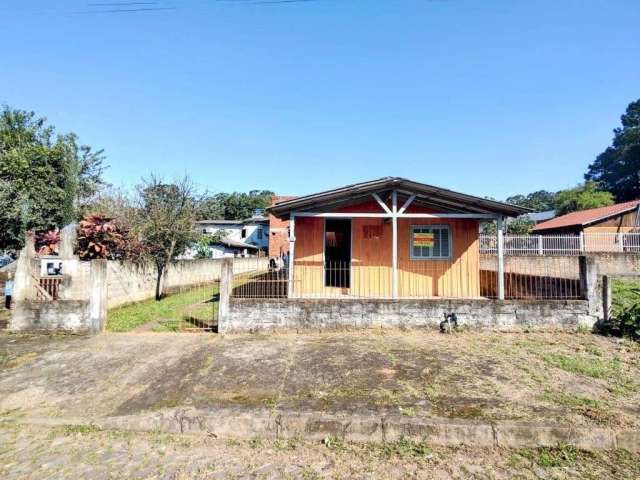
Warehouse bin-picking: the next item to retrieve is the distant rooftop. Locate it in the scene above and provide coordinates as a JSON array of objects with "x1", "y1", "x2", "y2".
[
  {"x1": 196, "y1": 217, "x2": 268, "y2": 225},
  {"x1": 533, "y1": 200, "x2": 640, "y2": 232}
]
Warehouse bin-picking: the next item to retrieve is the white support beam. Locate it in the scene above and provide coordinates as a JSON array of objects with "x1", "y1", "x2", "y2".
[
  {"x1": 392, "y1": 190, "x2": 398, "y2": 300},
  {"x1": 497, "y1": 216, "x2": 505, "y2": 300},
  {"x1": 293, "y1": 212, "x2": 498, "y2": 219},
  {"x1": 287, "y1": 214, "x2": 296, "y2": 298},
  {"x1": 371, "y1": 193, "x2": 391, "y2": 214},
  {"x1": 398, "y1": 194, "x2": 416, "y2": 215}
]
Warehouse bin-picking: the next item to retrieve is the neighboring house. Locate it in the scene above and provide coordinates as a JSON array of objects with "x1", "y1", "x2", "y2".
[
  {"x1": 532, "y1": 200, "x2": 640, "y2": 235},
  {"x1": 531, "y1": 200, "x2": 640, "y2": 252},
  {"x1": 197, "y1": 214, "x2": 269, "y2": 252},
  {"x1": 209, "y1": 238, "x2": 260, "y2": 259},
  {"x1": 521, "y1": 210, "x2": 556, "y2": 224},
  {"x1": 269, "y1": 177, "x2": 526, "y2": 298}
]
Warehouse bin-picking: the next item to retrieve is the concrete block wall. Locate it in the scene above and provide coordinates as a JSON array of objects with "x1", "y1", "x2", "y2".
[
  {"x1": 106, "y1": 257, "x2": 268, "y2": 309},
  {"x1": 223, "y1": 298, "x2": 596, "y2": 333}
]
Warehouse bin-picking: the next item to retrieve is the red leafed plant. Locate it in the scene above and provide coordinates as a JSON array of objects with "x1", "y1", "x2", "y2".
[
  {"x1": 36, "y1": 229, "x2": 60, "y2": 256},
  {"x1": 77, "y1": 213, "x2": 129, "y2": 260}
]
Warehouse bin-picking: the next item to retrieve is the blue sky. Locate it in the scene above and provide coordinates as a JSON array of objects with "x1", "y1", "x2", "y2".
[{"x1": 1, "y1": 0, "x2": 639, "y2": 199}]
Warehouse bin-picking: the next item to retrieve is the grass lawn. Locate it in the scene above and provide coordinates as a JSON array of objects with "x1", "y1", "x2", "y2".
[
  {"x1": 612, "y1": 278, "x2": 640, "y2": 317},
  {"x1": 106, "y1": 284, "x2": 219, "y2": 332}
]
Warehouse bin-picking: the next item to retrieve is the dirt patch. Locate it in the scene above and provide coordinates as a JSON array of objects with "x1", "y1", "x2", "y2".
[{"x1": 0, "y1": 330, "x2": 639, "y2": 430}]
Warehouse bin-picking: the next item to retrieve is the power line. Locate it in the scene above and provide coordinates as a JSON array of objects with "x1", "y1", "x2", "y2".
[{"x1": 77, "y1": 0, "x2": 327, "y2": 14}]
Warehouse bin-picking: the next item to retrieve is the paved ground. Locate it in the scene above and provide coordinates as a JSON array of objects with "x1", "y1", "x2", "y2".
[
  {"x1": 1, "y1": 330, "x2": 639, "y2": 427},
  {"x1": 1, "y1": 421, "x2": 639, "y2": 479}
]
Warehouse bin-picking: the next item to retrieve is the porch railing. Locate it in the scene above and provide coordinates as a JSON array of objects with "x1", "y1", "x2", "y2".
[
  {"x1": 231, "y1": 256, "x2": 582, "y2": 301},
  {"x1": 480, "y1": 232, "x2": 640, "y2": 255}
]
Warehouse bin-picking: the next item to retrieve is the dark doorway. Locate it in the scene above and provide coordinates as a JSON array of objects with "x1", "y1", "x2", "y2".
[{"x1": 324, "y1": 219, "x2": 351, "y2": 288}]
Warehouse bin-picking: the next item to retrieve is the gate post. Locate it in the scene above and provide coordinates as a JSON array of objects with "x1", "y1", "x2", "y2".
[{"x1": 218, "y1": 258, "x2": 233, "y2": 333}]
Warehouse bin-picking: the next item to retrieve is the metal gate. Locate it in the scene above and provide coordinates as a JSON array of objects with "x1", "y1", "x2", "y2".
[{"x1": 162, "y1": 279, "x2": 220, "y2": 332}]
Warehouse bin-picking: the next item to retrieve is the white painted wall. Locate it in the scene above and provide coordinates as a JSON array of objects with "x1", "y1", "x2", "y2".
[{"x1": 199, "y1": 222, "x2": 269, "y2": 249}]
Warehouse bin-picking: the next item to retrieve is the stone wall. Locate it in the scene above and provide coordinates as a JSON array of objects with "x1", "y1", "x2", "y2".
[
  {"x1": 223, "y1": 298, "x2": 596, "y2": 333},
  {"x1": 106, "y1": 257, "x2": 268, "y2": 309}
]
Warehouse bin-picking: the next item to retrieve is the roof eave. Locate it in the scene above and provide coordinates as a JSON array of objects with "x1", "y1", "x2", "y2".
[{"x1": 268, "y1": 177, "x2": 529, "y2": 218}]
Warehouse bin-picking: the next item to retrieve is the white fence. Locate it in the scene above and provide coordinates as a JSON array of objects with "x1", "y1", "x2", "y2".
[{"x1": 480, "y1": 233, "x2": 640, "y2": 256}]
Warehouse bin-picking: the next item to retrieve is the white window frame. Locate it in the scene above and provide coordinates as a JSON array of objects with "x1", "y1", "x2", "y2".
[{"x1": 409, "y1": 224, "x2": 452, "y2": 260}]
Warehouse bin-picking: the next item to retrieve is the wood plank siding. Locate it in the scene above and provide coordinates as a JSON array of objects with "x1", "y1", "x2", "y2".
[{"x1": 292, "y1": 200, "x2": 481, "y2": 298}]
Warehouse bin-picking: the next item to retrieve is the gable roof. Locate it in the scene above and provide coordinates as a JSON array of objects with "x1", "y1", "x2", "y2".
[
  {"x1": 532, "y1": 200, "x2": 640, "y2": 232},
  {"x1": 269, "y1": 177, "x2": 529, "y2": 218}
]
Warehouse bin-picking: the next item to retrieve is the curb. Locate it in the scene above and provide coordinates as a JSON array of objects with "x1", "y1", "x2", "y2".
[{"x1": 4, "y1": 408, "x2": 639, "y2": 452}]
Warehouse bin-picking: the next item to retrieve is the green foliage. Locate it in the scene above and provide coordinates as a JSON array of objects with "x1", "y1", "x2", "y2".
[
  {"x1": 76, "y1": 213, "x2": 129, "y2": 260},
  {"x1": 553, "y1": 182, "x2": 614, "y2": 215},
  {"x1": 586, "y1": 99, "x2": 640, "y2": 201},
  {"x1": 0, "y1": 106, "x2": 105, "y2": 252},
  {"x1": 379, "y1": 437, "x2": 433, "y2": 459},
  {"x1": 506, "y1": 190, "x2": 557, "y2": 211},
  {"x1": 197, "y1": 190, "x2": 274, "y2": 220},
  {"x1": 541, "y1": 351, "x2": 621, "y2": 379},
  {"x1": 516, "y1": 444, "x2": 579, "y2": 468},
  {"x1": 612, "y1": 280, "x2": 640, "y2": 340},
  {"x1": 481, "y1": 216, "x2": 535, "y2": 235},
  {"x1": 106, "y1": 283, "x2": 218, "y2": 332},
  {"x1": 135, "y1": 175, "x2": 201, "y2": 299}
]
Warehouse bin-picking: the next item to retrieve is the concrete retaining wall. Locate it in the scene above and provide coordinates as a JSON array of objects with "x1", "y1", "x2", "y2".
[
  {"x1": 480, "y1": 253, "x2": 640, "y2": 277},
  {"x1": 106, "y1": 257, "x2": 267, "y2": 308},
  {"x1": 223, "y1": 298, "x2": 596, "y2": 333},
  {"x1": 27, "y1": 407, "x2": 637, "y2": 452},
  {"x1": 11, "y1": 300, "x2": 92, "y2": 331}
]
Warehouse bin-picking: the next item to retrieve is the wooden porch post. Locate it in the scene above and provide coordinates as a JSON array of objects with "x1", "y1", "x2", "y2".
[
  {"x1": 392, "y1": 190, "x2": 398, "y2": 299},
  {"x1": 287, "y1": 214, "x2": 296, "y2": 298},
  {"x1": 497, "y1": 216, "x2": 505, "y2": 300}
]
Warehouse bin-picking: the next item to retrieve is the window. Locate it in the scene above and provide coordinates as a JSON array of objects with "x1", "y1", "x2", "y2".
[
  {"x1": 257, "y1": 227, "x2": 263, "y2": 239},
  {"x1": 241, "y1": 228, "x2": 247, "y2": 239},
  {"x1": 410, "y1": 225, "x2": 451, "y2": 259}
]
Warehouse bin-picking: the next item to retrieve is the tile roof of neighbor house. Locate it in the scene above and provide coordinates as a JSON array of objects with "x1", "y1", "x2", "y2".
[
  {"x1": 269, "y1": 177, "x2": 530, "y2": 218},
  {"x1": 532, "y1": 199, "x2": 640, "y2": 232}
]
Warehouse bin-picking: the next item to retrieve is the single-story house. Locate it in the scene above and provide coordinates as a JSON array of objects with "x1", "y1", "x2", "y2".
[
  {"x1": 269, "y1": 177, "x2": 528, "y2": 299},
  {"x1": 210, "y1": 238, "x2": 261, "y2": 258},
  {"x1": 532, "y1": 200, "x2": 640, "y2": 252},
  {"x1": 197, "y1": 213, "x2": 269, "y2": 252},
  {"x1": 532, "y1": 200, "x2": 640, "y2": 235}
]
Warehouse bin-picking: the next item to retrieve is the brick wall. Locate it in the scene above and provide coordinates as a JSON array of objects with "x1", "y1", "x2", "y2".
[{"x1": 269, "y1": 195, "x2": 296, "y2": 258}]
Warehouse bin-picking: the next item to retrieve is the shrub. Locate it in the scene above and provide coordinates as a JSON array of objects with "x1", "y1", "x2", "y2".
[
  {"x1": 35, "y1": 229, "x2": 60, "y2": 256},
  {"x1": 617, "y1": 298, "x2": 640, "y2": 340},
  {"x1": 77, "y1": 213, "x2": 128, "y2": 260}
]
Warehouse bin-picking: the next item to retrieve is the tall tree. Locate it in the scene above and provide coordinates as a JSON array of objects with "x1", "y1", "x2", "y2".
[
  {"x1": 585, "y1": 99, "x2": 640, "y2": 201},
  {"x1": 196, "y1": 190, "x2": 275, "y2": 220},
  {"x1": 506, "y1": 190, "x2": 557, "y2": 211},
  {"x1": 135, "y1": 175, "x2": 200, "y2": 300},
  {"x1": 0, "y1": 106, "x2": 105, "y2": 251},
  {"x1": 553, "y1": 182, "x2": 614, "y2": 215}
]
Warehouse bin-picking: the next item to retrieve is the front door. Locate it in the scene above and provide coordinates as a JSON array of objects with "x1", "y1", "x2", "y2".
[{"x1": 324, "y1": 219, "x2": 351, "y2": 288}]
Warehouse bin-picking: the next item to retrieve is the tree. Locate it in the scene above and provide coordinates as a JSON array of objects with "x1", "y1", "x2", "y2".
[
  {"x1": 135, "y1": 175, "x2": 200, "y2": 300},
  {"x1": 196, "y1": 190, "x2": 275, "y2": 220},
  {"x1": 0, "y1": 106, "x2": 105, "y2": 252},
  {"x1": 585, "y1": 99, "x2": 640, "y2": 201},
  {"x1": 553, "y1": 182, "x2": 614, "y2": 216},
  {"x1": 506, "y1": 190, "x2": 557, "y2": 212}
]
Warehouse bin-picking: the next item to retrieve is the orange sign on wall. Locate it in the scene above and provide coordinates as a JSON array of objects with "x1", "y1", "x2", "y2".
[{"x1": 413, "y1": 232, "x2": 435, "y2": 247}]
